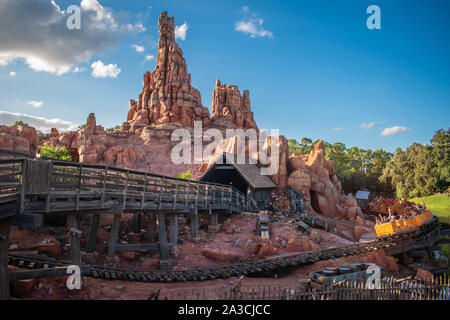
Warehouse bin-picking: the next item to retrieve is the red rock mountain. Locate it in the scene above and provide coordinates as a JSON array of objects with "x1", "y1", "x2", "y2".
[{"x1": 126, "y1": 11, "x2": 211, "y2": 132}]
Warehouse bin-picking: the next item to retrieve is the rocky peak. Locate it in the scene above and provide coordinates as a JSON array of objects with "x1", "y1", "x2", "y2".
[
  {"x1": 211, "y1": 79, "x2": 258, "y2": 130},
  {"x1": 126, "y1": 11, "x2": 210, "y2": 131}
]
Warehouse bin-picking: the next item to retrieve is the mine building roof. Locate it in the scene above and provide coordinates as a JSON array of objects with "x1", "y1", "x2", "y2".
[{"x1": 200, "y1": 153, "x2": 277, "y2": 190}]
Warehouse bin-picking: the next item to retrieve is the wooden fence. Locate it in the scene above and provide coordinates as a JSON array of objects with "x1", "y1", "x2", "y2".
[{"x1": 159, "y1": 276, "x2": 450, "y2": 300}]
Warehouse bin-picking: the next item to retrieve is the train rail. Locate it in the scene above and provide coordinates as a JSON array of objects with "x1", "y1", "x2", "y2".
[{"x1": 7, "y1": 219, "x2": 440, "y2": 283}]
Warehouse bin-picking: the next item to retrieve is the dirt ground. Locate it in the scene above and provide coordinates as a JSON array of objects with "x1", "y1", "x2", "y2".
[{"x1": 7, "y1": 211, "x2": 406, "y2": 300}]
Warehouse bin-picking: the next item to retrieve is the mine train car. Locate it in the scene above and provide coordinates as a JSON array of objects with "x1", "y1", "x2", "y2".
[
  {"x1": 374, "y1": 209, "x2": 436, "y2": 238},
  {"x1": 310, "y1": 263, "x2": 380, "y2": 289}
]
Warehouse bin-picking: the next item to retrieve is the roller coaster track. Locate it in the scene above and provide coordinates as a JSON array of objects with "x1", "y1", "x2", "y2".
[
  {"x1": 7, "y1": 219, "x2": 440, "y2": 283},
  {"x1": 1, "y1": 151, "x2": 442, "y2": 283}
]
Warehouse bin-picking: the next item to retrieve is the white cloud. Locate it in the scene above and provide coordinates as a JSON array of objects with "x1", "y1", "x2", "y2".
[
  {"x1": 0, "y1": 110, "x2": 78, "y2": 133},
  {"x1": 235, "y1": 7, "x2": 273, "y2": 39},
  {"x1": 132, "y1": 44, "x2": 145, "y2": 53},
  {"x1": 381, "y1": 126, "x2": 411, "y2": 136},
  {"x1": 9, "y1": 71, "x2": 16, "y2": 76},
  {"x1": 175, "y1": 22, "x2": 189, "y2": 41},
  {"x1": 28, "y1": 101, "x2": 44, "y2": 108},
  {"x1": 90, "y1": 60, "x2": 121, "y2": 78},
  {"x1": 145, "y1": 55, "x2": 155, "y2": 62},
  {"x1": 73, "y1": 67, "x2": 87, "y2": 73},
  {"x1": 360, "y1": 122, "x2": 375, "y2": 130},
  {"x1": 332, "y1": 127, "x2": 345, "y2": 131},
  {"x1": 0, "y1": 0, "x2": 144, "y2": 75}
]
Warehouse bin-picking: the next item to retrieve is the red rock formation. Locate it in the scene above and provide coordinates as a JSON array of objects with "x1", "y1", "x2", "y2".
[
  {"x1": 211, "y1": 79, "x2": 258, "y2": 129},
  {"x1": 126, "y1": 11, "x2": 210, "y2": 131},
  {"x1": 0, "y1": 124, "x2": 38, "y2": 154}
]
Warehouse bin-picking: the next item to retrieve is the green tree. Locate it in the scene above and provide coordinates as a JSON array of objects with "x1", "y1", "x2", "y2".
[
  {"x1": 175, "y1": 169, "x2": 193, "y2": 180},
  {"x1": 12, "y1": 121, "x2": 26, "y2": 127},
  {"x1": 39, "y1": 145, "x2": 73, "y2": 161},
  {"x1": 381, "y1": 130, "x2": 448, "y2": 199}
]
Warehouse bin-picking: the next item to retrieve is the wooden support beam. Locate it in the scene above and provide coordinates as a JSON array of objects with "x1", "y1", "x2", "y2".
[
  {"x1": 87, "y1": 214, "x2": 100, "y2": 253},
  {"x1": 101, "y1": 243, "x2": 174, "y2": 252},
  {"x1": 169, "y1": 214, "x2": 178, "y2": 245},
  {"x1": 157, "y1": 213, "x2": 169, "y2": 261},
  {"x1": 0, "y1": 222, "x2": 11, "y2": 300},
  {"x1": 10, "y1": 265, "x2": 91, "y2": 281},
  {"x1": 147, "y1": 213, "x2": 156, "y2": 243},
  {"x1": 107, "y1": 210, "x2": 122, "y2": 257},
  {"x1": 67, "y1": 213, "x2": 82, "y2": 265},
  {"x1": 211, "y1": 209, "x2": 218, "y2": 227},
  {"x1": 190, "y1": 209, "x2": 199, "y2": 238},
  {"x1": 132, "y1": 212, "x2": 141, "y2": 234}
]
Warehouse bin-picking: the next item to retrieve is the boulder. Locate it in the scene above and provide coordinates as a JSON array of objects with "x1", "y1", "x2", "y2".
[{"x1": 202, "y1": 248, "x2": 240, "y2": 262}]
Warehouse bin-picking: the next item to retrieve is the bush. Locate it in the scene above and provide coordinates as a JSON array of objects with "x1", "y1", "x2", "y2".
[
  {"x1": 12, "y1": 120, "x2": 26, "y2": 127},
  {"x1": 175, "y1": 169, "x2": 193, "y2": 180},
  {"x1": 39, "y1": 145, "x2": 73, "y2": 161}
]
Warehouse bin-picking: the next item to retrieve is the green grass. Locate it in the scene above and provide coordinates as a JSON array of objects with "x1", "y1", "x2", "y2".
[
  {"x1": 410, "y1": 194, "x2": 450, "y2": 270},
  {"x1": 409, "y1": 194, "x2": 450, "y2": 224}
]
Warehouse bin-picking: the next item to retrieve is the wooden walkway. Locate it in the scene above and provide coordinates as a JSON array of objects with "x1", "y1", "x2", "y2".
[
  {"x1": 0, "y1": 154, "x2": 255, "y2": 292},
  {"x1": 0, "y1": 157, "x2": 250, "y2": 215}
]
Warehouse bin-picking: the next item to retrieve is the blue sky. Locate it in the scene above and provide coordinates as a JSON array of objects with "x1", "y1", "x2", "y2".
[{"x1": 0, "y1": 0, "x2": 449, "y2": 152}]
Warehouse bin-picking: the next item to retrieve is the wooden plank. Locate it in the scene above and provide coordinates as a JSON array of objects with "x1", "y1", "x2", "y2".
[
  {"x1": 169, "y1": 214, "x2": 178, "y2": 245},
  {"x1": 132, "y1": 213, "x2": 141, "y2": 234},
  {"x1": 122, "y1": 171, "x2": 129, "y2": 210},
  {"x1": 107, "y1": 210, "x2": 122, "y2": 257},
  {"x1": 10, "y1": 265, "x2": 91, "y2": 281},
  {"x1": 0, "y1": 222, "x2": 11, "y2": 300},
  {"x1": 67, "y1": 213, "x2": 82, "y2": 265},
  {"x1": 211, "y1": 209, "x2": 218, "y2": 226},
  {"x1": 102, "y1": 243, "x2": 174, "y2": 252},
  {"x1": 158, "y1": 213, "x2": 169, "y2": 260},
  {"x1": 190, "y1": 209, "x2": 199, "y2": 238},
  {"x1": 87, "y1": 213, "x2": 100, "y2": 253},
  {"x1": 147, "y1": 213, "x2": 157, "y2": 242}
]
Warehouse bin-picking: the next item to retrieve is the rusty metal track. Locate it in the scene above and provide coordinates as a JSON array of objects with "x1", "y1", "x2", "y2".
[{"x1": 8, "y1": 219, "x2": 440, "y2": 283}]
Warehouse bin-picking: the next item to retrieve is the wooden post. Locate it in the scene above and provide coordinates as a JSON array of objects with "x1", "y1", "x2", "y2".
[
  {"x1": 190, "y1": 208, "x2": 199, "y2": 238},
  {"x1": 87, "y1": 214, "x2": 100, "y2": 253},
  {"x1": 132, "y1": 213, "x2": 141, "y2": 234},
  {"x1": 158, "y1": 213, "x2": 169, "y2": 261},
  {"x1": 0, "y1": 222, "x2": 11, "y2": 300},
  {"x1": 211, "y1": 209, "x2": 219, "y2": 227},
  {"x1": 107, "y1": 209, "x2": 122, "y2": 257},
  {"x1": 67, "y1": 213, "x2": 82, "y2": 265},
  {"x1": 147, "y1": 213, "x2": 156, "y2": 242},
  {"x1": 169, "y1": 214, "x2": 178, "y2": 245}
]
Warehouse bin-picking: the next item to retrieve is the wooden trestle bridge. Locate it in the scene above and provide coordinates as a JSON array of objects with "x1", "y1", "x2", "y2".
[{"x1": 0, "y1": 151, "x2": 254, "y2": 276}]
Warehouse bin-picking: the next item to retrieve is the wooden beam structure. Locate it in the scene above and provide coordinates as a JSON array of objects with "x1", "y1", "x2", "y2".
[
  {"x1": 87, "y1": 213, "x2": 100, "y2": 253},
  {"x1": 67, "y1": 213, "x2": 82, "y2": 265},
  {"x1": 169, "y1": 214, "x2": 178, "y2": 245},
  {"x1": 9, "y1": 265, "x2": 91, "y2": 281},
  {"x1": 190, "y1": 209, "x2": 199, "y2": 239},
  {"x1": 0, "y1": 158, "x2": 249, "y2": 216},
  {"x1": 107, "y1": 210, "x2": 122, "y2": 257},
  {"x1": 0, "y1": 222, "x2": 11, "y2": 300},
  {"x1": 157, "y1": 213, "x2": 169, "y2": 261},
  {"x1": 147, "y1": 212, "x2": 156, "y2": 242}
]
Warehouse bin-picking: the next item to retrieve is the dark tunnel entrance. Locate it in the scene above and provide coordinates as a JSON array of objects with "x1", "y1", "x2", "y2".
[
  {"x1": 200, "y1": 165, "x2": 249, "y2": 194},
  {"x1": 310, "y1": 190, "x2": 322, "y2": 214}
]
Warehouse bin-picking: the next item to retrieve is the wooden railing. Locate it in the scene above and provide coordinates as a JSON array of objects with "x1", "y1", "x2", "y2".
[
  {"x1": 0, "y1": 157, "x2": 252, "y2": 214},
  {"x1": 159, "y1": 277, "x2": 450, "y2": 300}
]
